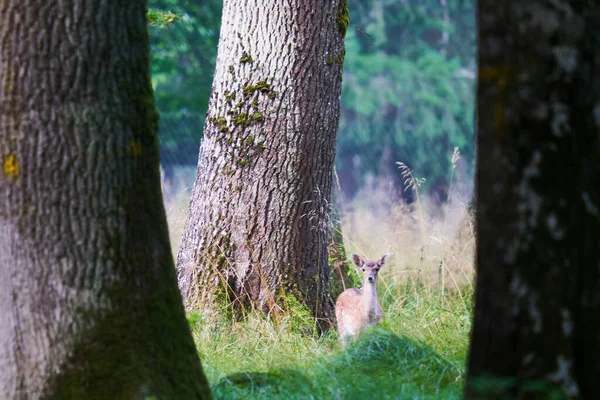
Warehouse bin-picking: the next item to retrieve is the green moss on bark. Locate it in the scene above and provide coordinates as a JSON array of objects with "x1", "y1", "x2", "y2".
[
  {"x1": 240, "y1": 52, "x2": 254, "y2": 64},
  {"x1": 337, "y1": 0, "x2": 349, "y2": 36}
]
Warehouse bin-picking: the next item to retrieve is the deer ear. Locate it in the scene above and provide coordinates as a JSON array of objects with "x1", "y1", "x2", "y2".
[
  {"x1": 378, "y1": 253, "x2": 390, "y2": 267},
  {"x1": 352, "y1": 254, "x2": 364, "y2": 267}
]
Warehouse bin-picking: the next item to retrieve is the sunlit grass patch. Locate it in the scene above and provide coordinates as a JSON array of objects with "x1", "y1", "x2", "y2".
[
  {"x1": 188, "y1": 269, "x2": 472, "y2": 398},
  {"x1": 192, "y1": 289, "x2": 469, "y2": 399}
]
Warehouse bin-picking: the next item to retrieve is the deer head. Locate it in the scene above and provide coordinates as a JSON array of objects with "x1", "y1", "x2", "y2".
[{"x1": 352, "y1": 253, "x2": 389, "y2": 284}]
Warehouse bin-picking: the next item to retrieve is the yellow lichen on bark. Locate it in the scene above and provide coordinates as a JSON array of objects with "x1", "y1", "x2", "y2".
[
  {"x1": 1, "y1": 61, "x2": 13, "y2": 96},
  {"x1": 478, "y1": 66, "x2": 515, "y2": 142},
  {"x1": 3, "y1": 153, "x2": 19, "y2": 178},
  {"x1": 478, "y1": 65, "x2": 512, "y2": 86},
  {"x1": 129, "y1": 140, "x2": 143, "y2": 157}
]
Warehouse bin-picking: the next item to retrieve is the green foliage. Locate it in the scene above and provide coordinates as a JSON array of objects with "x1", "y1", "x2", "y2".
[
  {"x1": 148, "y1": 0, "x2": 222, "y2": 154},
  {"x1": 147, "y1": 10, "x2": 181, "y2": 27},
  {"x1": 339, "y1": 0, "x2": 475, "y2": 196},
  {"x1": 187, "y1": 311, "x2": 203, "y2": 329},
  {"x1": 467, "y1": 376, "x2": 567, "y2": 399}
]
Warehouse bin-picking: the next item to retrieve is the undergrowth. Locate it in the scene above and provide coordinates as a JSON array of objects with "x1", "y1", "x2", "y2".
[
  {"x1": 165, "y1": 148, "x2": 474, "y2": 399},
  {"x1": 191, "y1": 284, "x2": 471, "y2": 399}
]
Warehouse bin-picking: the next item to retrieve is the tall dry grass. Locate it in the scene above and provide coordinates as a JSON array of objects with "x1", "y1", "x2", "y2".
[
  {"x1": 162, "y1": 165, "x2": 196, "y2": 256},
  {"x1": 340, "y1": 175, "x2": 474, "y2": 299},
  {"x1": 338, "y1": 147, "x2": 474, "y2": 298}
]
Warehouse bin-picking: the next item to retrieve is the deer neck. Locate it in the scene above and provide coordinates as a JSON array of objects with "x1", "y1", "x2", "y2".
[{"x1": 362, "y1": 280, "x2": 380, "y2": 320}]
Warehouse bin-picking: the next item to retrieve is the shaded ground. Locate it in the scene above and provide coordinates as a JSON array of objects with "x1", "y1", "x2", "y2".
[{"x1": 210, "y1": 328, "x2": 463, "y2": 399}]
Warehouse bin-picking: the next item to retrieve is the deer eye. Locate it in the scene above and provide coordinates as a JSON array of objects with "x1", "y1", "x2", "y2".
[
  {"x1": 375, "y1": 268, "x2": 379, "y2": 272},
  {"x1": 361, "y1": 268, "x2": 365, "y2": 271}
]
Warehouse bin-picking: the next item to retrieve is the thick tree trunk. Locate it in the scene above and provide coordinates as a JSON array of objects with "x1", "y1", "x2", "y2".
[
  {"x1": 466, "y1": 2, "x2": 600, "y2": 398},
  {"x1": 0, "y1": 2, "x2": 210, "y2": 398},
  {"x1": 176, "y1": 0, "x2": 348, "y2": 328}
]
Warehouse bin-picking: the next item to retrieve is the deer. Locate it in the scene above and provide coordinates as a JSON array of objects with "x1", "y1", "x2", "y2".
[{"x1": 335, "y1": 253, "x2": 389, "y2": 344}]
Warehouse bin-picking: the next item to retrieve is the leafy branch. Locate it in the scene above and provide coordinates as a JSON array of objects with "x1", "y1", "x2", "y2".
[{"x1": 147, "y1": 9, "x2": 181, "y2": 28}]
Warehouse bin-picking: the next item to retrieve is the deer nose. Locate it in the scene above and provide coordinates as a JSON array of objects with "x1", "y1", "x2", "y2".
[{"x1": 367, "y1": 276, "x2": 376, "y2": 282}]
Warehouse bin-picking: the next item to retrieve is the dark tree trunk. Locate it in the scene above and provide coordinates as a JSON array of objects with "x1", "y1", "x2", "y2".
[
  {"x1": 0, "y1": 2, "x2": 210, "y2": 398},
  {"x1": 466, "y1": 2, "x2": 600, "y2": 398},
  {"x1": 176, "y1": 0, "x2": 348, "y2": 329}
]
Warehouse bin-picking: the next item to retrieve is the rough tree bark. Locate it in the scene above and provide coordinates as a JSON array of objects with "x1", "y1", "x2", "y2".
[
  {"x1": 176, "y1": 0, "x2": 348, "y2": 328},
  {"x1": 466, "y1": 2, "x2": 600, "y2": 398},
  {"x1": 0, "y1": 2, "x2": 211, "y2": 398}
]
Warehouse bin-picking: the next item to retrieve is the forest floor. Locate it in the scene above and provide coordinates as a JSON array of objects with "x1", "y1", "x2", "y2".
[{"x1": 164, "y1": 173, "x2": 475, "y2": 399}]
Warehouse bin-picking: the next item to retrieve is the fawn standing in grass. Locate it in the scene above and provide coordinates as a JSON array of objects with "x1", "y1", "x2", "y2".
[{"x1": 335, "y1": 253, "x2": 390, "y2": 344}]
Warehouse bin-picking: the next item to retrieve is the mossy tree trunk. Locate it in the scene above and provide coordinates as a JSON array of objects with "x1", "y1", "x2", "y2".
[
  {"x1": 0, "y1": 1, "x2": 210, "y2": 398},
  {"x1": 466, "y1": 2, "x2": 600, "y2": 398},
  {"x1": 176, "y1": 0, "x2": 348, "y2": 329}
]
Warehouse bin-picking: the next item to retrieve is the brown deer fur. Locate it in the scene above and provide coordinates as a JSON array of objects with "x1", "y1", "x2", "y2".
[{"x1": 335, "y1": 253, "x2": 389, "y2": 344}]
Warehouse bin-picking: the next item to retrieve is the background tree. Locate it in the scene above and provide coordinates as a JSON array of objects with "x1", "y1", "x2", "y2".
[
  {"x1": 466, "y1": 2, "x2": 600, "y2": 398},
  {"x1": 338, "y1": 0, "x2": 475, "y2": 202},
  {"x1": 176, "y1": 0, "x2": 348, "y2": 328},
  {"x1": 148, "y1": 0, "x2": 222, "y2": 189},
  {"x1": 0, "y1": 2, "x2": 210, "y2": 398}
]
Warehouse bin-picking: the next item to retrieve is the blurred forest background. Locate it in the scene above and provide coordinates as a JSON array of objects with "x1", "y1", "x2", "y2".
[{"x1": 148, "y1": 0, "x2": 476, "y2": 207}]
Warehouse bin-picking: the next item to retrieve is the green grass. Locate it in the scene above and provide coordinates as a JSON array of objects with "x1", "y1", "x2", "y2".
[
  {"x1": 191, "y1": 284, "x2": 472, "y2": 399},
  {"x1": 165, "y1": 151, "x2": 475, "y2": 399}
]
